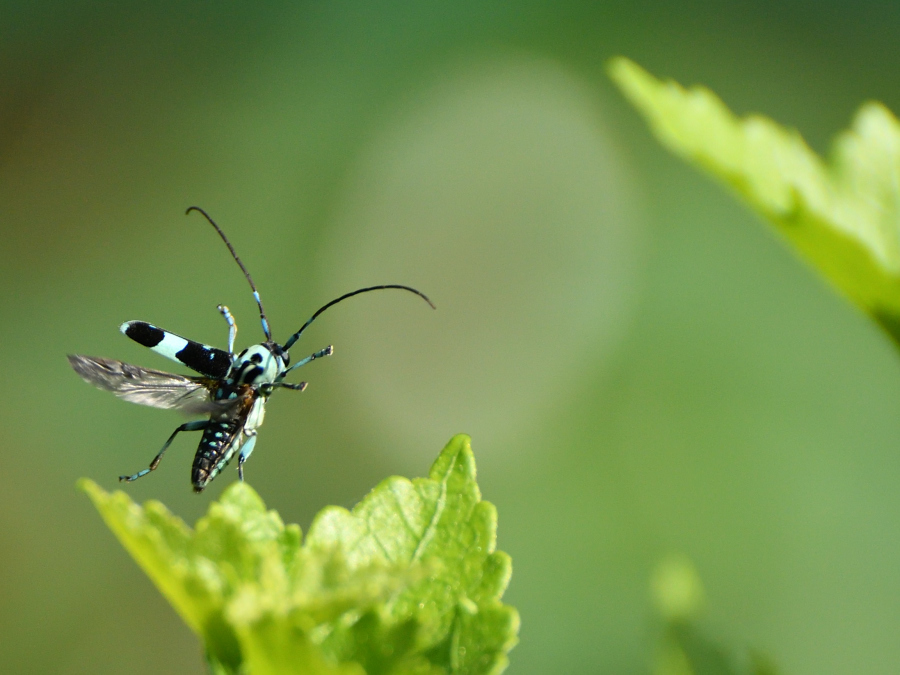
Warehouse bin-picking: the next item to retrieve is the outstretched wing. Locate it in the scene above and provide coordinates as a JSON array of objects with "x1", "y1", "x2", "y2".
[{"x1": 68, "y1": 354, "x2": 239, "y2": 416}]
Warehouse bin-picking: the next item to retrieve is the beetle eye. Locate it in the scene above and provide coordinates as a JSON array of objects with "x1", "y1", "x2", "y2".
[{"x1": 270, "y1": 343, "x2": 289, "y2": 366}]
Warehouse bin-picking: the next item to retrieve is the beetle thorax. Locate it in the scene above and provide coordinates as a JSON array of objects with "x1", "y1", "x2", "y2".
[{"x1": 231, "y1": 344, "x2": 285, "y2": 386}]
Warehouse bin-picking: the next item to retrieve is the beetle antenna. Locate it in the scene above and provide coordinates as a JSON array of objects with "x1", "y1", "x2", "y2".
[
  {"x1": 282, "y1": 285, "x2": 435, "y2": 350},
  {"x1": 186, "y1": 206, "x2": 272, "y2": 341}
]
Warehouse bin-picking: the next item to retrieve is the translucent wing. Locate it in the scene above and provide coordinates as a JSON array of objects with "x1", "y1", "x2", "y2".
[{"x1": 67, "y1": 354, "x2": 239, "y2": 416}]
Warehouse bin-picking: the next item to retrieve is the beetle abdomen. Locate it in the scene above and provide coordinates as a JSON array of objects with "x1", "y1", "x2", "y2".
[{"x1": 192, "y1": 419, "x2": 241, "y2": 492}]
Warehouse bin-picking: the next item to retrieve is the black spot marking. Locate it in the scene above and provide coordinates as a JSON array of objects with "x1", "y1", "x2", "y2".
[
  {"x1": 241, "y1": 366, "x2": 263, "y2": 384},
  {"x1": 250, "y1": 353, "x2": 263, "y2": 364},
  {"x1": 176, "y1": 341, "x2": 230, "y2": 378},
  {"x1": 124, "y1": 322, "x2": 165, "y2": 348}
]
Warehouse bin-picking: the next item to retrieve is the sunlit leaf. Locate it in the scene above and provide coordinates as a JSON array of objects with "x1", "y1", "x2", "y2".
[
  {"x1": 307, "y1": 434, "x2": 519, "y2": 674},
  {"x1": 80, "y1": 434, "x2": 517, "y2": 674},
  {"x1": 608, "y1": 56, "x2": 900, "y2": 346}
]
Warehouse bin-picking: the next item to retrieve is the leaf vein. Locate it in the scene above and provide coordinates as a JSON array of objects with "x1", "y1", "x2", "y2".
[{"x1": 411, "y1": 452, "x2": 456, "y2": 564}]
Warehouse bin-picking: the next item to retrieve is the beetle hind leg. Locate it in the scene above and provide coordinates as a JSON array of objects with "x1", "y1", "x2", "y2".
[{"x1": 119, "y1": 420, "x2": 209, "y2": 483}]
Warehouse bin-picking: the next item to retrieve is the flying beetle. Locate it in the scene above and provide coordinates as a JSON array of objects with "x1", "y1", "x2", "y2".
[{"x1": 69, "y1": 207, "x2": 434, "y2": 492}]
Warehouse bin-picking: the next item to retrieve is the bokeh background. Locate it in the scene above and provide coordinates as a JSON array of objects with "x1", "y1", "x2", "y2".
[{"x1": 3, "y1": 1, "x2": 900, "y2": 673}]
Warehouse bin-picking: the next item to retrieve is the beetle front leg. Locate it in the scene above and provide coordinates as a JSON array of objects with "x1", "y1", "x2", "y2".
[
  {"x1": 217, "y1": 304, "x2": 237, "y2": 355},
  {"x1": 283, "y1": 345, "x2": 334, "y2": 374}
]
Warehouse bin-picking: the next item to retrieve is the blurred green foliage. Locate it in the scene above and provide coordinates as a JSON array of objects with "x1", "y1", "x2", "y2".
[
  {"x1": 81, "y1": 435, "x2": 517, "y2": 674},
  {"x1": 650, "y1": 556, "x2": 779, "y2": 675},
  {"x1": 4, "y1": 1, "x2": 900, "y2": 673}
]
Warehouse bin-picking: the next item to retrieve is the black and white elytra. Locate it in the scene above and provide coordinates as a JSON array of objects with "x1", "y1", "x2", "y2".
[{"x1": 69, "y1": 207, "x2": 434, "y2": 492}]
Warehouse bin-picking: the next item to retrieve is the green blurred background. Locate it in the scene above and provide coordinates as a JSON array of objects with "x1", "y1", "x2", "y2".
[{"x1": 3, "y1": 1, "x2": 900, "y2": 673}]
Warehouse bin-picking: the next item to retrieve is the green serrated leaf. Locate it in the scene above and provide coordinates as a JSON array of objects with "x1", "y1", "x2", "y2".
[
  {"x1": 234, "y1": 613, "x2": 365, "y2": 675},
  {"x1": 306, "y1": 435, "x2": 519, "y2": 674},
  {"x1": 80, "y1": 434, "x2": 517, "y2": 675},
  {"x1": 321, "y1": 611, "x2": 443, "y2": 675},
  {"x1": 608, "y1": 56, "x2": 900, "y2": 346}
]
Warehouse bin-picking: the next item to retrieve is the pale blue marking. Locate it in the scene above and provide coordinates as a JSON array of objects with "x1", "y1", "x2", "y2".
[
  {"x1": 239, "y1": 435, "x2": 257, "y2": 462},
  {"x1": 150, "y1": 332, "x2": 190, "y2": 363},
  {"x1": 119, "y1": 321, "x2": 191, "y2": 366},
  {"x1": 218, "y1": 305, "x2": 236, "y2": 354},
  {"x1": 120, "y1": 321, "x2": 223, "y2": 371},
  {"x1": 252, "y1": 291, "x2": 271, "y2": 338}
]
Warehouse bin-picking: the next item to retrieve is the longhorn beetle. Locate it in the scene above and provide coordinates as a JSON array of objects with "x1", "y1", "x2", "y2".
[{"x1": 69, "y1": 207, "x2": 434, "y2": 492}]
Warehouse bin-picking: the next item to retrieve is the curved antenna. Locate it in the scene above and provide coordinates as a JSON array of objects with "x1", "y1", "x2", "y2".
[
  {"x1": 282, "y1": 285, "x2": 435, "y2": 351},
  {"x1": 186, "y1": 206, "x2": 272, "y2": 341}
]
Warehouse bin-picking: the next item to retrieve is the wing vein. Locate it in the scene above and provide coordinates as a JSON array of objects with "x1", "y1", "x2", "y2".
[{"x1": 67, "y1": 354, "x2": 239, "y2": 416}]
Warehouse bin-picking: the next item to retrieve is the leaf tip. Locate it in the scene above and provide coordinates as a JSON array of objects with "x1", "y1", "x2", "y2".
[
  {"x1": 77, "y1": 477, "x2": 109, "y2": 506},
  {"x1": 217, "y1": 479, "x2": 267, "y2": 512},
  {"x1": 78, "y1": 478, "x2": 142, "y2": 514},
  {"x1": 605, "y1": 56, "x2": 656, "y2": 97},
  {"x1": 76, "y1": 477, "x2": 98, "y2": 493},
  {"x1": 605, "y1": 55, "x2": 639, "y2": 81},
  {"x1": 429, "y1": 433, "x2": 476, "y2": 482}
]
